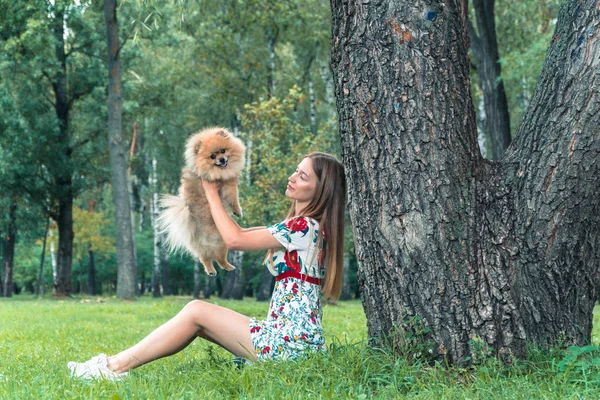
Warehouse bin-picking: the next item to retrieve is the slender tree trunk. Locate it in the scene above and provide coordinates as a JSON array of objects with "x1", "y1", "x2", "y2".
[
  {"x1": 150, "y1": 158, "x2": 162, "y2": 298},
  {"x1": 87, "y1": 248, "x2": 96, "y2": 296},
  {"x1": 2, "y1": 202, "x2": 17, "y2": 297},
  {"x1": 128, "y1": 121, "x2": 139, "y2": 293},
  {"x1": 330, "y1": 0, "x2": 600, "y2": 363},
  {"x1": 105, "y1": 0, "x2": 137, "y2": 299},
  {"x1": 476, "y1": 97, "x2": 489, "y2": 158},
  {"x1": 160, "y1": 243, "x2": 170, "y2": 295},
  {"x1": 37, "y1": 218, "x2": 50, "y2": 297},
  {"x1": 193, "y1": 261, "x2": 201, "y2": 299},
  {"x1": 78, "y1": 256, "x2": 84, "y2": 295},
  {"x1": 340, "y1": 254, "x2": 352, "y2": 301},
  {"x1": 50, "y1": 233, "x2": 57, "y2": 289},
  {"x1": 468, "y1": 0, "x2": 511, "y2": 160},
  {"x1": 267, "y1": 25, "x2": 278, "y2": 98}
]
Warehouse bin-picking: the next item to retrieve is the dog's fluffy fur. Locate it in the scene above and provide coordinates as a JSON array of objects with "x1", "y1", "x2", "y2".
[{"x1": 157, "y1": 127, "x2": 246, "y2": 276}]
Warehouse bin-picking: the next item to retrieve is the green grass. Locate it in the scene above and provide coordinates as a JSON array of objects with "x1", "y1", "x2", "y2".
[{"x1": 1, "y1": 296, "x2": 599, "y2": 399}]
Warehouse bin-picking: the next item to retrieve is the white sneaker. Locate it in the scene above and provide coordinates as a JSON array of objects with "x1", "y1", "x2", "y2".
[{"x1": 67, "y1": 353, "x2": 128, "y2": 381}]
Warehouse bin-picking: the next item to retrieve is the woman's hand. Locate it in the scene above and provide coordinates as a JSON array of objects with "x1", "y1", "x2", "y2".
[{"x1": 201, "y1": 179, "x2": 219, "y2": 196}]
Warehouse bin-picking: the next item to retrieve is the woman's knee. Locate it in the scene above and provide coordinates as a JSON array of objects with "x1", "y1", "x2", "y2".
[{"x1": 182, "y1": 299, "x2": 206, "y2": 314}]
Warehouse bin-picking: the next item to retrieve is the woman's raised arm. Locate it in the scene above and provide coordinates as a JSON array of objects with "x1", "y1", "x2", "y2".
[{"x1": 202, "y1": 180, "x2": 282, "y2": 251}]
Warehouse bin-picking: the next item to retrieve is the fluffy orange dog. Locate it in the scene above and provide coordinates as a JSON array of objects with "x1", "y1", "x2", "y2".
[{"x1": 157, "y1": 127, "x2": 246, "y2": 276}]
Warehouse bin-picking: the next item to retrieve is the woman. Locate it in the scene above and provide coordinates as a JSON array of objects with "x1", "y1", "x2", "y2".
[{"x1": 68, "y1": 152, "x2": 347, "y2": 380}]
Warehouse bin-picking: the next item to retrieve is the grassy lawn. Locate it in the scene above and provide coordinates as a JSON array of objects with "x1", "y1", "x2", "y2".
[{"x1": 1, "y1": 296, "x2": 599, "y2": 399}]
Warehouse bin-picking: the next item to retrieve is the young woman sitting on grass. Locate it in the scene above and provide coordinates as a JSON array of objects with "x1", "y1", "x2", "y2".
[{"x1": 68, "y1": 152, "x2": 347, "y2": 380}]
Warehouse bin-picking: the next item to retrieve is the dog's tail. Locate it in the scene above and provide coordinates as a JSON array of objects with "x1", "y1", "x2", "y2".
[{"x1": 156, "y1": 194, "x2": 193, "y2": 254}]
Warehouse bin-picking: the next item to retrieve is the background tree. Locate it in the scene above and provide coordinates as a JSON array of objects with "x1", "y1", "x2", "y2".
[
  {"x1": 468, "y1": 0, "x2": 512, "y2": 159},
  {"x1": 0, "y1": 0, "x2": 109, "y2": 296},
  {"x1": 331, "y1": 0, "x2": 599, "y2": 362},
  {"x1": 104, "y1": 0, "x2": 137, "y2": 299}
]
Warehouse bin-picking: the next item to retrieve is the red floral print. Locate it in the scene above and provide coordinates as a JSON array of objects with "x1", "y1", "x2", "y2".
[
  {"x1": 285, "y1": 217, "x2": 308, "y2": 233},
  {"x1": 284, "y1": 250, "x2": 301, "y2": 271}
]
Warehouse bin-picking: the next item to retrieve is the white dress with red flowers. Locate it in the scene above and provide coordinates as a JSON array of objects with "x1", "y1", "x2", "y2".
[{"x1": 249, "y1": 216, "x2": 325, "y2": 360}]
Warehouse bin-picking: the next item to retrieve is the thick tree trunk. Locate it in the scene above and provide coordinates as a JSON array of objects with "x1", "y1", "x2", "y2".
[
  {"x1": 503, "y1": 0, "x2": 600, "y2": 348},
  {"x1": 331, "y1": 0, "x2": 599, "y2": 363},
  {"x1": 2, "y1": 202, "x2": 17, "y2": 297},
  {"x1": 220, "y1": 250, "x2": 245, "y2": 300},
  {"x1": 468, "y1": 0, "x2": 511, "y2": 160},
  {"x1": 55, "y1": 190, "x2": 74, "y2": 296},
  {"x1": 105, "y1": 0, "x2": 137, "y2": 299}
]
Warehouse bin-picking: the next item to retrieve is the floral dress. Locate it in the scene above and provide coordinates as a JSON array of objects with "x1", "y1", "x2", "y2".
[{"x1": 249, "y1": 216, "x2": 326, "y2": 361}]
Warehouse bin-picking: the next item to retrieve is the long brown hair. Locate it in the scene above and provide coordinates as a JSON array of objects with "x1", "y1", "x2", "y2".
[{"x1": 267, "y1": 152, "x2": 347, "y2": 300}]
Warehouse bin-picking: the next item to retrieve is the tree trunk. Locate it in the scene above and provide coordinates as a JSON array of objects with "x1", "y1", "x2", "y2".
[
  {"x1": 51, "y1": 3, "x2": 74, "y2": 297},
  {"x1": 87, "y1": 248, "x2": 96, "y2": 296},
  {"x1": 193, "y1": 261, "x2": 201, "y2": 299},
  {"x1": 330, "y1": 0, "x2": 600, "y2": 363},
  {"x1": 267, "y1": 25, "x2": 278, "y2": 98},
  {"x1": 220, "y1": 250, "x2": 245, "y2": 300},
  {"x1": 150, "y1": 158, "x2": 162, "y2": 298},
  {"x1": 2, "y1": 202, "x2": 17, "y2": 297},
  {"x1": 256, "y1": 268, "x2": 274, "y2": 302},
  {"x1": 129, "y1": 121, "x2": 139, "y2": 294},
  {"x1": 37, "y1": 218, "x2": 50, "y2": 297},
  {"x1": 203, "y1": 276, "x2": 213, "y2": 299},
  {"x1": 55, "y1": 195, "x2": 74, "y2": 297},
  {"x1": 340, "y1": 254, "x2": 352, "y2": 301},
  {"x1": 50, "y1": 234, "x2": 57, "y2": 290},
  {"x1": 160, "y1": 241, "x2": 171, "y2": 295},
  {"x1": 468, "y1": 0, "x2": 511, "y2": 160},
  {"x1": 105, "y1": 0, "x2": 137, "y2": 299}
]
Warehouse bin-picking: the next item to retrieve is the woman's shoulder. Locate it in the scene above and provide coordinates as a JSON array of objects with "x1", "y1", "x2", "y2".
[{"x1": 281, "y1": 216, "x2": 319, "y2": 232}]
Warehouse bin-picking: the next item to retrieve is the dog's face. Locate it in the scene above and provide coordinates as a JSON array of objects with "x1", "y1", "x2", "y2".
[{"x1": 185, "y1": 127, "x2": 246, "y2": 181}]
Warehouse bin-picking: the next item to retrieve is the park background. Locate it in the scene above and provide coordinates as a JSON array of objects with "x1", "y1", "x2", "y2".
[
  {"x1": 1, "y1": 0, "x2": 561, "y2": 301},
  {"x1": 2, "y1": 0, "x2": 600, "y2": 398}
]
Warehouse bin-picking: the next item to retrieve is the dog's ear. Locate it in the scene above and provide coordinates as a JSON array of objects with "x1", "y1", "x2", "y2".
[
  {"x1": 216, "y1": 129, "x2": 229, "y2": 138},
  {"x1": 194, "y1": 140, "x2": 203, "y2": 154}
]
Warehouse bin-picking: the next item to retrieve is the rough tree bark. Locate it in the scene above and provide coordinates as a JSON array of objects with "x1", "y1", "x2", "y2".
[
  {"x1": 105, "y1": 0, "x2": 137, "y2": 299},
  {"x1": 468, "y1": 0, "x2": 512, "y2": 159},
  {"x1": 331, "y1": 0, "x2": 600, "y2": 362}
]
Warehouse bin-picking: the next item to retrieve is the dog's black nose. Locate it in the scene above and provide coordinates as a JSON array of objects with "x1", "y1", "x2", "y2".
[{"x1": 219, "y1": 158, "x2": 226, "y2": 163}]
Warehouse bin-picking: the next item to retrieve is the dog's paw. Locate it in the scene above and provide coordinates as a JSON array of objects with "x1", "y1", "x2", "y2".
[{"x1": 222, "y1": 263, "x2": 236, "y2": 271}]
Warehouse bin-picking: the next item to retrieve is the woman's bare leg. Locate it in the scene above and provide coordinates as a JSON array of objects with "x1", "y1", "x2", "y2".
[{"x1": 106, "y1": 300, "x2": 256, "y2": 373}]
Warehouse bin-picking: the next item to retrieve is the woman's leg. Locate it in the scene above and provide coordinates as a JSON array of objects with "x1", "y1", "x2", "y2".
[{"x1": 106, "y1": 300, "x2": 256, "y2": 373}]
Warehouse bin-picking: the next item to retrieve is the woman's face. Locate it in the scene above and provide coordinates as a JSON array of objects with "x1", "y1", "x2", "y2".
[{"x1": 286, "y1": 157, "x2": 317, "y2": 204}]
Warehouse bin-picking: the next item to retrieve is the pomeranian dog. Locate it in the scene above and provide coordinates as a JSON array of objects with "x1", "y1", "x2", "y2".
[{"x1": 157, "y1": 127, "x2": 246, "y2": 276}]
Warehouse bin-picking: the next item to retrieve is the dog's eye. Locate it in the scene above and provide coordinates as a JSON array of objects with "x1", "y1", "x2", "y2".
[
  {"x1": 210, "y1": 154, "x2": 216, "y2": 160},
  {"x1": 220, "y1": 149, "x2": 226, "y2": 154}
]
